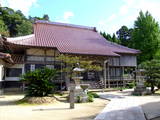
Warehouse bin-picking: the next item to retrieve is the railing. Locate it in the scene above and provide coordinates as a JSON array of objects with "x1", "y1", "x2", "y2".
[{"x1": 26, "y1": 55, "x2": 55, "y2": 62}]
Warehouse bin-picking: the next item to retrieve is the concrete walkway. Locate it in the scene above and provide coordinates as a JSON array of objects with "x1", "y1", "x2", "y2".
[{"x1": 95, "y1": 90, "x2": 147, "y2": 120}]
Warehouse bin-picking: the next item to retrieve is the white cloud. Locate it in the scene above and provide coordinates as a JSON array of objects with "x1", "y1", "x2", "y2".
[
  {"x1": 1, "y1": 0, "x2": 38, "y2": 16},
  {"x1": 97, "y1": 0, "x2": 160, "y2": 34},
  {"x1": 56, "y1": 11, "x2": 74, "y2": 23},
  {"x1": 63, "y1": 11, "x2": 74, "y2": 20}
]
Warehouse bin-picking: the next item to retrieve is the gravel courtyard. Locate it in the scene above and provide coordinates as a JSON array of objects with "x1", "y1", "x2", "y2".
[{"x1": 0, "y1": 94, "x2": 108, "y2": 120}]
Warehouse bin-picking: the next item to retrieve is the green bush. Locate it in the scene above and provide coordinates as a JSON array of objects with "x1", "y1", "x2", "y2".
[
  {"x1": 77, "y1": 96, "x2": 82, "y2": 103},
  {"x1": 126, "y1": 82, "x2": 135, "y2": 89},
  {"x1": 87, "y1": 94, "x2": 94, "y2": 102},
  {"x1": 21, "y1": 67, "x2": 57, "y2": 97},
  {"x1": 87, "y1": 92, "x2": 99, "y2": 98}
]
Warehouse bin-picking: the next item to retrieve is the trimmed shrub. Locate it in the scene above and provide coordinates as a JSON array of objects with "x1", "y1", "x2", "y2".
[
  {"x1": 87, "y1": 92, "x2": 99, "y2": 98},
  {"x1": 126, "y1": 82, "x2": 135, "y2": 89},
  {"x1": 87, "y1": 94, "x2": 94, "y2": 102}
]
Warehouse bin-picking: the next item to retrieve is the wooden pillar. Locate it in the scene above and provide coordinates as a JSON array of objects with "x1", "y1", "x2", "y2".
[
  {"x1": 122, "y1": 66, "x2": 125, "y2": 87},
  {"x1": 44, "y1": 49, "x2": 47, "y2": 65},
  {"x1": 107, "y1": 64, "x2": 110, "y2": 88},
  {"x1": 104, "y1": 61, "x2": 107, "y2": 89}
]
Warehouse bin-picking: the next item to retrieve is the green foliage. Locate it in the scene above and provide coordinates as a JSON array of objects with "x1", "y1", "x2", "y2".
[
  {"x1": 0, "y1": 7, "x2": 33, "y2": 37},
  {"x1": 0, "y1": 19, "x2": 9, "y2": 36},
  {"x1": 100, "y1": 31, "x2": 120, "y2": 43},
  {"x1": 132, "y1": 11, "x2": 160, "y2": 63},
  {"x1": 116, "y1": 26, "x2": 133, "y2": 47},
  {"x1": 56, "y1": 54, "x2": 102, "y2": 78},
  {"x1": 16, "y1": 20, "x2": 33, "y2": 36},
  {"x1": 76, "y1": 94, "x2": 94, "y2": 103},
  {"x1": 87, "y1": 94, "x2": 94, "y2": 102},
  {"x1": 43, "y1": 14, "x2": 50, "y2": 21},
  {"x1": 140, "y1": 59, "x2": 160, "y2": 93},
  {"x1": 21, "y1": 67, "x2": 57, "y2": 97},
  {"x1": 77, "y1": 96, "x2": 82, "y2": 103},
  {"x1": 29, "y1": 14, "x2": 50, "y2": 23},
  {"x1": 126, "y1": 82, "x2": 135, "y2": 89},
  {"x1": 0, "y1": 7, "x2": 50, "y2": 37},
  {"x1": 87, "y1": 92, "x2": 99, "y2": 98}
]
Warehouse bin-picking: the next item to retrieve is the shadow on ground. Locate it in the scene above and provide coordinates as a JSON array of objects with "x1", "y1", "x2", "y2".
[
  {"x1": 142, "y1": 101, "x2": 160, "y2": 120},
  {"x1": 99, "y1": 94, "x2": 125, "y2": 100},
  {"x1": 71, "y1": 115, "x2": 96, "y2": 120}
]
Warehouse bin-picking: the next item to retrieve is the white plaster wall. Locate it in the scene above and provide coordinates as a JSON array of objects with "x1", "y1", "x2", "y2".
[
  {"x1": 26, "y1": 48, "x2": 59, "y2": 56},
  {"x1": 26, "y1": 48, "x2": 45, "y2": 56},
  {"x1": 46, "y1": 49, "x2": 55, "y2": 56},
  {"x1": 0, "y1": 65, "x2": 3, "y2": 81},
  {"x1": 0, "y1": 59, "x2": 4, "y2": 82}
]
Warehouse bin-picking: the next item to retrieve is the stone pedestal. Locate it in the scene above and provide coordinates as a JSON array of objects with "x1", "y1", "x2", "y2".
[
  {"x1": 133, "y1": 82, "x2": 148, "y2": 95},
  {"x1": 74, "y1": 88, "x2": 88, "y2": 102}
]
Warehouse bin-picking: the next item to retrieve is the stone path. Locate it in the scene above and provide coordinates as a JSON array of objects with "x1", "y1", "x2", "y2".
[{"x1": 95, "y1": 90, "x2": 146, "y2": 120}]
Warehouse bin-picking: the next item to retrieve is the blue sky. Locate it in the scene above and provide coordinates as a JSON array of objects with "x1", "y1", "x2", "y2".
[{"x1": 2, "y1": 0, "x2": 160, "y2": 34}]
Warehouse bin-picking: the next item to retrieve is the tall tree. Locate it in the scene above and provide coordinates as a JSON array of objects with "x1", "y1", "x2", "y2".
[
  {"x1": 112, "y1": 33, "x2": 120, "y2": 43},
  {"x1": 100, "y1": 32, "x2": 118, "y2": 43},
  {"x1": 100, "y1": 32, "x2": 112, "y2": 41},
  {"x1": 132, "y1": 11, "x2": 160, "y2": 63},
  {"x1": 29, "y1": 14, "x2": 50, "y2": 23},
  {"x1": 116, "y1": 26, "x2": 133, "y2": 47},
  {"x1": 43, "y1": 14, "x2": 49, "y2": 21}
]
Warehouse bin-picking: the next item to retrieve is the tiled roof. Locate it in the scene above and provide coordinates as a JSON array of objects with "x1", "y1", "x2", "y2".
[
  {"x1": 11, "y1": 54, "x2": 24, "y2": 64},
  {"x1": 0, "y1": 52, "x2": 13, "y2": 63},
  {"x1": 0, "y1": 52, "x2": 11, "y2": 59},
  {"x1": 5, "y1": 20, "x2": 140, "y2": 56}
]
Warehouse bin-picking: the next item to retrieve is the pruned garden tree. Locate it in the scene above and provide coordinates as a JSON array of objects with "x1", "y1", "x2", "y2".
[
  {"x1": 140, "y1": 59, "x2": 160, "y2": 93},
  {"x1": 56, "y1": 54, "x2": 102, "y2": 80}
]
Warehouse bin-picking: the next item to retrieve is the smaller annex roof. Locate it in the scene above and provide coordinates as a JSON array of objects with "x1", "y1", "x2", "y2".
[
  {"x1": 0, "y1": 52, "x2": 11, "y2": 59},
  {"x1": 0, "y1": 52, "x2": 13, "y2": 63},
  {"x1": 5, "y1": 20, "x2": 140, "y2": 57}
]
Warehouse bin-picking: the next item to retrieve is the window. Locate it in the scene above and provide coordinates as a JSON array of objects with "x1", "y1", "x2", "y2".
[
  {"x1": 30, "y1": 64, "x2": 35, "y2": 71},
  {"x1": 6, "y1": 68, "x2": 22, "y2": 77},
  {"x1": 46, "y1": 65, "x2": 54, "y2": 69}
]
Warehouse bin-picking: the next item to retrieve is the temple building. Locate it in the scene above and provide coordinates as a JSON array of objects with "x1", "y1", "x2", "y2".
[{"x1": 0, "y1": 20, "x2": 140, "y2": 92}]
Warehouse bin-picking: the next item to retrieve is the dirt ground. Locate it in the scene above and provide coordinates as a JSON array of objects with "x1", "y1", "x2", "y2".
[{"x1": 0, "y1": 94, "x2": 108, "y2": 120}]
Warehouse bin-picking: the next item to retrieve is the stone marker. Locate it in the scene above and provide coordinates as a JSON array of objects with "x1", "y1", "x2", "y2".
[{"x1": 69, "y1": 84, "x2": 75, "y2": 109}]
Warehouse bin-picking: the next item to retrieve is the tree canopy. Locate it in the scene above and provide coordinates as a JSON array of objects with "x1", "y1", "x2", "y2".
[
  {"x1": 116, "y1": 26, "x2": 133, "y2": 47},
  {"x1": 132, "y1": 11, "x2": 160, "y2": 63},
  {"x1": 0, "y1": 7, "x2": 50, "y2": 37},
  {"x1": 100, "y1": 11, "x2": 160, "y2": 64}
]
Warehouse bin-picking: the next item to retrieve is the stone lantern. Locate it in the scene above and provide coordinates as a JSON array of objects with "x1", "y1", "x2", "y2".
[{"x1": 71, "y1": 67, "x2": 89, "y2": 102}]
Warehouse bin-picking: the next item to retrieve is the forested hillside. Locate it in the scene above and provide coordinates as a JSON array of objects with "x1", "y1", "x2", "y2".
[{"x1": 0, "y1": 7, "x2": 49, "y2": 37}]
